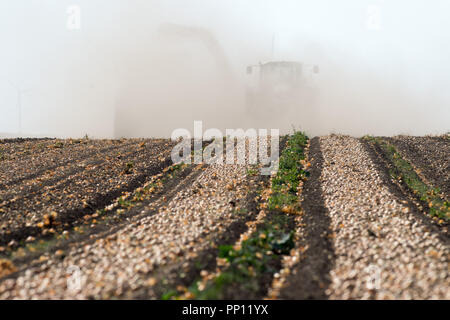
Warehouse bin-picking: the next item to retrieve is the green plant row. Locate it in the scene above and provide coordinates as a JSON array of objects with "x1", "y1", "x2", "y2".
[
  {"x1": 365, "y1": 136, "x2": 449, "y2": 221},
  {"x1": 268, "y1": 131, "x2": 309, "y2": 210}
]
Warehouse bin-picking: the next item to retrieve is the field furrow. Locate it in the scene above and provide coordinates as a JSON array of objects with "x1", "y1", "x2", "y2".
[
  {"x1": 387, "y1": 136, "x2": 450, "y2": 197},
  {"x1": 0, "y1": 139, "x2": 137, "y2": 190},
  {"x1": 0, "y1": 140, "x2": 175, "y2": 246}
]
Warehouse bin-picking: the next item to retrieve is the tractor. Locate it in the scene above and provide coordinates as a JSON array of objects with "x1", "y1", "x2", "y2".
[{"x1": 245, "y1": 61, "x2": 319, "y2": 114}]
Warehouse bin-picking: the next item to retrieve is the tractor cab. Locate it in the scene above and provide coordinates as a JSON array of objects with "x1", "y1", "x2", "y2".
[{"x1": 248, "y1": 61, "x2": 302, "y2": 90}]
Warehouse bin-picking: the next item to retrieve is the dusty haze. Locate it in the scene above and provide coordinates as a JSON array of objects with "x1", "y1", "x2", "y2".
[{"x1": 1, "y1": 0, "x2": 449, "y2": 138}]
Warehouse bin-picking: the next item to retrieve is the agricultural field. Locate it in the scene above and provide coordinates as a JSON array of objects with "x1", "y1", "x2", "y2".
[{"x1": 0, "y1": 134, "x2": 448, "y2": 299}]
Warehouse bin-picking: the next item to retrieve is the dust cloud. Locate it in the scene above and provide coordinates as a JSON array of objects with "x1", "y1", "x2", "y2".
[{"x1": 0, "y1": 0, "x2": 449, "y2": 138}]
